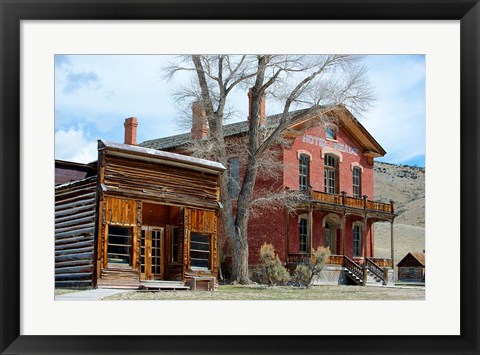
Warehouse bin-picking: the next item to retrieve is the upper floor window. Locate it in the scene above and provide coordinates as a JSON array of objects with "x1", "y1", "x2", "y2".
[
  {"x1": 228, "y1": 158, "x2": 240, "y2": 198},
  {"x1": 326, "y1": 126, "x2": 337, "y2": 140},
  {"x1": 324, "y1": 154, "x2": 338, "y2": 194},
  {"x1": 299, "y1": 154, "x2": 310, "y2": 191},
  {"x1": 353, "y1": 225, "x2": 361, "y2": 257},
  {"x1": 299, "y1": 218, "x2": 309, "y2": 253},
  {"x1": 352, "y1": 167, "x2": 361, "y2": 198}
]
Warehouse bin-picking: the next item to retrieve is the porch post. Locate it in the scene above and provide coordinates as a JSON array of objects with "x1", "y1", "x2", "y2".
[
  {"x1": 309, "y1": 205, "x2": 313, "y2": 257},
  {"x1": 362, "y1": 214, "x2": 367, "y2": 260},
  {"x1": 341, "y1": 211, "x2": 346, "y2": 256},
  {"x1": 390, "y1": 220, "x2": 394, "y2": 266},
  {"x1": 285, "y1": 207, "x2": 290, "y2": 264}
]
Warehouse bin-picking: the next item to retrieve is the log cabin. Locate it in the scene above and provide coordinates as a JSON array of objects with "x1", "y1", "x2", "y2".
[
  {"x1": 55, "y1": 138, "x2": 225, "y2": 290},
  {"x1": 140, "y1": 90, "x2": 398, "y2": 286},
  {"x1": 396, "y1": 252, "x2": 425, "y2": 283}
]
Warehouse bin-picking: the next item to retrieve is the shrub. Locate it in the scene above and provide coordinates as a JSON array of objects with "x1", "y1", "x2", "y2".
[
  {"x1": 292, "y1": 246, "x2": 331, "y2": 288},
  {"x1": 256, "y1": 243, "x2": 290, "y2": 286}
]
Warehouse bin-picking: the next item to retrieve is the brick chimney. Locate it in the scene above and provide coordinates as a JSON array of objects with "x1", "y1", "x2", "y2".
[
  {"x1": 124, "y1": 117, "x2": 138, "y2": 145},
  {"x1": 191, "y1": 100, "x2": 208, "y2": 140},
  {"x1": 248, "y1": 88, "x2": 266, "y2": 127}
]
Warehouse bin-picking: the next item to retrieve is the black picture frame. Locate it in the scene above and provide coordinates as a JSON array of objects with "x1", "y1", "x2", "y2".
[{"x1": 1, "y1": 1, "x2": 478, "y2": 354}]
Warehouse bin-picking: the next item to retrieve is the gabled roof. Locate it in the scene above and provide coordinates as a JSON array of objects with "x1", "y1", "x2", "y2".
[
  {"x1": 139, "y1": 105, "x2": 386, "y2": 157},
  {"x1": 140, "y1": 109, "x2": 309, "y2": 151},
  {"x1": 396, "y1": 252, "x2": 425, "y2": 267},
  {"x1": 98, "y1": 139, "x2": 226, "y2": 174}
]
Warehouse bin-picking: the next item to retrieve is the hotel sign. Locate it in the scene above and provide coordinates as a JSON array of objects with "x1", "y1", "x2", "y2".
[{"x1": 302, "y1": 134, "x2": 358, "y2": 156}]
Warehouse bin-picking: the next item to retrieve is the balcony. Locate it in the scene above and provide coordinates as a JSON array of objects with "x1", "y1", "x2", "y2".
[{"x1": 309, "y1": 188, "x2": 395, "y2": 215}]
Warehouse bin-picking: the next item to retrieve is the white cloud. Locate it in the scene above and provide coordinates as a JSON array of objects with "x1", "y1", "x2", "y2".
[
  {"x1": 55, "y1": 126, "x2": 97, "y2": 163},
  {"x1": 54, "y1": 55, "x2": 426, "y2": 166},
  {"x1": 361, "y1": 55, "x2": 425, "y2": 165}
]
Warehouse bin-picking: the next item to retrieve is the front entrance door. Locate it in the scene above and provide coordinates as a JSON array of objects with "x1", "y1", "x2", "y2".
[
  {"x1": 324, "y1": 223, "x2": 338, "y2": 254},
  {"x1": 140, "y1": 227, "x2": 164, "y2": 280}
]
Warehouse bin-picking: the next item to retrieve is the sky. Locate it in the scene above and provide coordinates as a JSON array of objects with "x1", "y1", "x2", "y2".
[{"x1": 54, "y1": 55, "x2": 425, "y2": 167}]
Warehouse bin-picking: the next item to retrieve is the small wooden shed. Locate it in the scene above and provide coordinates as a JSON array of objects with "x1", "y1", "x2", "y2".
[
  {"x1": 396, "y1": 252, "x2": 425, "y2": 283},
  {"x1": 55, "y1": 140, "x2": 225, "y2": 290}
]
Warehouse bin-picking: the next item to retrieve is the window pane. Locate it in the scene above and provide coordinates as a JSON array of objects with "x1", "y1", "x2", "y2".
[
  {"x1": 326, "y1": 127, "x2": 336, "y2": 140},
  {"x1": 353, "y1": 225, "x2": 361, "y2": 257},
  {"x1": 299, "y1": 154, "x2": 309, "y2": 190},
  {"x1": 299, "y1": 218, "x2": 308, "y2": 253},
  {"x1": 108, "y1": 226, "x2": 131, "y2": 265},
  {"x1": 353, "y1": 167, "x2": 361, "y2": 198},
  {"x1": 190, "y1": 233, "x2": 210, "y2": 269}
]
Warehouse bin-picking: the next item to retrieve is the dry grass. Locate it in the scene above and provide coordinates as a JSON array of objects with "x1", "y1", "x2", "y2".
[
  {"x1": 54, "y1": 288, "x2": 86, "y2": 296},
  {"x1": 103, "y1": 284, "x2": 424, "y2": 301},
  {"x1": 374, "y1": 222, "x2": 425, "y2": 267}
]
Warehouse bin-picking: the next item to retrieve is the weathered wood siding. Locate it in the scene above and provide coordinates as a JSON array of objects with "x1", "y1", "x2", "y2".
[
  {"x1": 184, "y1": 208, "x2": 219, "y2": 287},
  {"x1": 398, "y1": 267, "x2": 425, "y2": 282},
  {"x1": 55, "y1": 177, "x2": 97, "y2": 287},
  {"x1": 103, "y1": 155, "x2": 220, "y2": 210}
]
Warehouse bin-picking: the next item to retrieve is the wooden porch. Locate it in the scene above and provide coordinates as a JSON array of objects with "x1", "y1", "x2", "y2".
[
  {"x1": 309, "y1": 189, "x2": 395, "y2": 217},
  {"x1": 286, "y1": 253, "x2": 394, "y2": 286}
]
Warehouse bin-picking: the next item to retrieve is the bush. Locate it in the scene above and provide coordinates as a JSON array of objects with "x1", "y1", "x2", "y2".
[
  {"x1": 292, "y1": 246, "x2": 331, "y2": 288},
  {"x1": 256, "y1": 243, "x2": 290, "y2": 286}
]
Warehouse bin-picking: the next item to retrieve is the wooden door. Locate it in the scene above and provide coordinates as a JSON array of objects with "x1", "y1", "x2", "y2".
[{"x1": 140, "y1": 227, "x2": 164, "y2": 280}]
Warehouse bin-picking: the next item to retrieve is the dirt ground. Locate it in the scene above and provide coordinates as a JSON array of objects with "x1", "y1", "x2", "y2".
[{"x1": 101, "y1": 284, "x2": 425, "y2": 301}]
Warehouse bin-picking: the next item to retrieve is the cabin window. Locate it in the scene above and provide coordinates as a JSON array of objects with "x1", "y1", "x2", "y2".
[
  {"x1": 171, "y1": 227, "x2": 179, "y2": 263},
  {"x1": 299, "y1": 154, "x2": 310, "y2": 191},
  {"x1": 353, "y1": 225, "x2": 361, "y2": 257},
  {"x1": 326, "y1": 127, "x2": 337, "y2": 140},
  {"x1": 324, "y1": 154, "x2": 338, "y2": 194},
  {"x1": 353, "y1": 167, "x2": 361, "y2": 198},
  {"x1": 229, "y1": 158, "x2": 240, "y2": 198},
  {"x1": 107, "y1": 225, "x2": 132, "y2": 265},
  {"x1": 190, "y1": 233, "x2": 211, "y2": 269},
  {"x1": 299, "y1": 218, "x2": 308, "y2": 253}
]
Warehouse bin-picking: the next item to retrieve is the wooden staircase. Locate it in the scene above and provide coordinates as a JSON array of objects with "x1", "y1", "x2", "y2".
[
  {"x1": 343, "y1": 256, "x2": 364, "y2": 285},
  {"x1": 343, "y1": 257, "x2": 387, "y2": 286},
  {"x1": 364, "y1": 257, "x2": 386, "y2": 286},
  {"x1": 97, "y1": 267, "x2": 140, "y2": 289}
]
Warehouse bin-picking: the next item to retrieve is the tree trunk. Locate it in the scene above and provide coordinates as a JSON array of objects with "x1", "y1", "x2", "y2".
[{"x1": 230, "y1": 226, "x2": 250, "y2": 284}]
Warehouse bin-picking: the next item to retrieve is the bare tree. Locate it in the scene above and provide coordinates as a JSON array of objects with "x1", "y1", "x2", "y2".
[{"x1": 165, "y1": 55, "x2": 374, "y2": 284}]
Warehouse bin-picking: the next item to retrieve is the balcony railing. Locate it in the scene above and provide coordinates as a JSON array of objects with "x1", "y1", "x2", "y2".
[{"x1": 310, "y1": 189, "x2": 394, "y2": 214}]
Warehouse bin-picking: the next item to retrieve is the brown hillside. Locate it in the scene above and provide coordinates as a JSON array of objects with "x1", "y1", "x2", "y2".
[{"x1": 373, "y1": 162, "x2": 425, "y2": 266}]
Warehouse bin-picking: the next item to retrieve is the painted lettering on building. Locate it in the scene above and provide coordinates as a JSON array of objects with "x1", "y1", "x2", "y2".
[{"x1": 302, "y1": 134, "x2": 358, "y2": 156}]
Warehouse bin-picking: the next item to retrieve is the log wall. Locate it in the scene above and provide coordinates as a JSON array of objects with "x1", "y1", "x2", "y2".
[
  {"x1": 103, "y1": 155, "x2": 220, "y2": 210},
  {"x1": 55, "y1": 177, "x2": 97, "y2": 287}
]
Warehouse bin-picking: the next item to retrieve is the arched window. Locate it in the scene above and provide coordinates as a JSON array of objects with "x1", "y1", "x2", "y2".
[
  {"x1": 299, "y1": 154, "x2": 309, "y2": 191},
  {"x1": 326, "y1": 126, "x2": 337, "y2": 140},
  {"x1": 324, "y1": 154, "x2": 338, "y2": 194},
  {"x1": 352, "y1": 166, "x2": 361, "y2": 198}
]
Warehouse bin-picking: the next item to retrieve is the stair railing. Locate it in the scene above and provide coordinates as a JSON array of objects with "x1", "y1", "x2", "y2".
[
  {"x1": 365, "y1": 257, "x2": 386, "y2": 284},
  {"x1": 343, "y1": 256, "x2": 364, "y2": 285}
]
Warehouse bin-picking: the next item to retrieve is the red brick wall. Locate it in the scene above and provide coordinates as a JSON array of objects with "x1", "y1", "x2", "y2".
[
  {"x1": 283, "y1": 123, "x2": 374, "y2": 199},
  {"x1": 172, "y1": 119, "x2": 378, "y2": 266},
  {"x1": 285, "y1": 211, "x2": 374, "y2": 261}
]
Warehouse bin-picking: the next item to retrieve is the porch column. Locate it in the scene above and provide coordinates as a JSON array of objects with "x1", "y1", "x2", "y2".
[
  {"x1": 285, "y1": 207, "x2": 290, "y2": 263},
  {"x1": 309, "y1": 206, "x2": 313, "y2": 257},
  {"x1": 341, "y1": 211, "x2": 346, "y2": 255},
  {"x1": 390, "y1": 220, "x2": 394, "y2": 266},
  {"x1": 362, "y1": 214, "x2": 367, "y2": 260}
]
